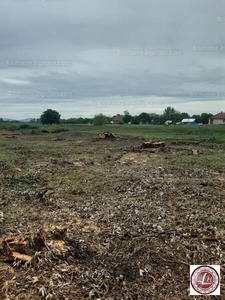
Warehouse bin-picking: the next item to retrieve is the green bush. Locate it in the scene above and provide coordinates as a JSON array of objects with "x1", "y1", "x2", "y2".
[
  {"x1": 17, "y1": 124, "x2": 38, "y2": 130},
  {"x1": 93, "y1": 113, "x2": 108, "y2": 125}
]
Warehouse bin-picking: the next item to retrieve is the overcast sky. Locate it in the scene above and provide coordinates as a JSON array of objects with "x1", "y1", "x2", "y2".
[{"x1": 1, "y1": 0, "x2": 225, "y2": 119}]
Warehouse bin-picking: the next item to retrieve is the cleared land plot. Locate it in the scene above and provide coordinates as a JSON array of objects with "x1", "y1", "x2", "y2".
[{"x1": 0, "y1": 124, "x2": 225, "y2": 299}]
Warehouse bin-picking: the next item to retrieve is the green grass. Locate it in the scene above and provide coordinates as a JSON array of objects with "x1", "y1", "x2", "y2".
[
  {"x1": 1, "y1": 122, "x2": 225, "y2": 145},
  {"x1": 79, "y1": 124, "x2": 225, "y2": 144},
  {"x1": 33, "y1": 123, "x2": 225, "y2": 145},
  {"x1": 0, "y1": 123, "x2": 225, "y2": 174},
  {"x1": 0, "y1": 152, "x2": 7, "y2": 161},
  {"x1": 170, "y1": 153, "x2": 225, "y2": 172}
]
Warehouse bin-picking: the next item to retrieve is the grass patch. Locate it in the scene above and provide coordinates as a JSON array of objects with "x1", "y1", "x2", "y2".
[
  {"x1": 51, "y1": 128, "x2": 69, "y2": 133},
  {"x1": 2, "y1": 123, "x2": 225, "y2": 147},
  {"x1": 170, "y1": 152, "x2": 225, "y2": 172},
  {"x1": 0, "y1": 152, "x2": 7, "y2": 162}
]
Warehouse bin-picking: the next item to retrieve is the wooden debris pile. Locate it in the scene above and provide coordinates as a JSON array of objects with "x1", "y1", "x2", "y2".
[
  {"x1": 140, "y1": 140, "x2": 165, "y2": 153},
  {"x1": 1, "y1": 228, "x2": 68, "y2": 263},
  {"x1": 99, "y1": 132, "x2": 116, "y2": 139}
]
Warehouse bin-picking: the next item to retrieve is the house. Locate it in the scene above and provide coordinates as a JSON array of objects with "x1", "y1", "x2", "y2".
[
  {"x1": 209, "y1": 112, "x2": 225, "y2": 124},
  {"x1": 181, "y1": 118, "x2": 197, "y2": 125},
  {"x1": 112, "y1": 114, "x2": 124, "y2": 124}
]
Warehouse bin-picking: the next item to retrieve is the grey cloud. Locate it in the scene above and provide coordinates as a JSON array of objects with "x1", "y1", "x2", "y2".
[{"x1": 0, "y1": 0, "x2": 225, "y2": 118}]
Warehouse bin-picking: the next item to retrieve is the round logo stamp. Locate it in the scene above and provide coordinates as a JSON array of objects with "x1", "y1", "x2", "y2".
[{"x1": 191, "y1": 266, "x2": 220, "y2": 295}]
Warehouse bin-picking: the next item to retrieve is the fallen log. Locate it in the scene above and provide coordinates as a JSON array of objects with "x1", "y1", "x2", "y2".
[
  {"x1": 141, "y1": 140, "x2": 165, "y2": 149},
  {"x1": 99, "y1": 132, "x2": 116, "y2": 139}
]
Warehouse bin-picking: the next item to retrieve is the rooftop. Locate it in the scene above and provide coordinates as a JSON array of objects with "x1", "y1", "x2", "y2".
[
  {"x1": 210, "y1": 112, "x2": 225, "y2": 119},
  {"x1": 181, "y1": 118, "x2": 196, "y2": 123},
  {"x1": 113, "y1": 114, "x2": 124, "y2": 121}
]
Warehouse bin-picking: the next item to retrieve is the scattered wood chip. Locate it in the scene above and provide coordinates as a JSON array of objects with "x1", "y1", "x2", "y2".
[
  {"x1": 31, "y1": 277, "x2": 39, "y2": 284},
  {"x1": 14, "y1": 167, "x2": 22, "y2": 172},
  {"x1": 11, "y1": 252, "x2": 32, "y2": 262},
  {"x1": 192, "y1": 149, "x2": 198, "y2": 155},
  {"x1": 53, "y1": 240, "x2": 66, "y2": 247}
]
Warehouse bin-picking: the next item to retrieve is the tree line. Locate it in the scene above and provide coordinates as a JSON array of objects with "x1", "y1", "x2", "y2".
[{"x1": 0, "y1": 107, "x2": 213, "y2": 125}]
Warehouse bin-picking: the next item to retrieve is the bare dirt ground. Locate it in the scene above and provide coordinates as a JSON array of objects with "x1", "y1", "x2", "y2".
[{"x1": 0, "y1": 131, "x2": 224, "y2": 299}]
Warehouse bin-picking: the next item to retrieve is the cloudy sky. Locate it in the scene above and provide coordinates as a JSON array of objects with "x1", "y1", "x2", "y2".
[{"x1": 1, "y1": 0, "x2": 225, "y2": 119}]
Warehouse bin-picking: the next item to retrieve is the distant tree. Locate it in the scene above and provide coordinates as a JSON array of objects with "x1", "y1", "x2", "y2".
[
  {"x1": 61, "y1": 117, "x2": 92, "y2": 124},
  {"x1": 131, "y1": 116, "x2": 140, "y2": 124},
  {"x1": 123, "y1": 114, "x2": 132, "y2": 123},
  {"x1": 40, "y1": 109, "x2": 61, "y2": 125},
  {"x1": 151, "y1": 114, "x2": 166, "y2": 124},
  {"x1": 138, "y1": 112, "x2": 151, "y2": 124},
  {"x1": 172, "y1": 112, "x2": 183, "y2": 123},
  {"x1": 192, "y1": 114, "x2": 201, "y2": 123},
  {"x1": 181, "y1": 112, "x2": 190, "y2": 119},
  {"x1": 163, "y1": 107, "x2": 182, "y2": 123},
  {"x1": 0, "y1": 118, "x2": 4, "y2": 123},
  {"x1": 200, "y1": 113, "x2": 213, "y2": 124},
  {"x1": 93, "y1": 113, "x2": 108, "y2": 125},
  {"x1": 164, "y1": 106, "x2": 176, "y2": 118}
]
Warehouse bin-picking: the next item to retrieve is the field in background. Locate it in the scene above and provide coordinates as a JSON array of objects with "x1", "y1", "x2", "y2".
[
  {"x1": 1, "y1": 123, "x2": 225, "y2": 172},
  {"x1": 1, "y1": 122, "x2": 225, "y2": 142},
  {"x1": 0, "y1": 123, "x2": 225, "y2": 299}
]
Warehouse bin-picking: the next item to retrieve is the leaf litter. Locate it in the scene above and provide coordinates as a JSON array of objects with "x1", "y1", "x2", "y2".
[{"x1": 0, "y1": 132, "x2": 224, "y2": 299}]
